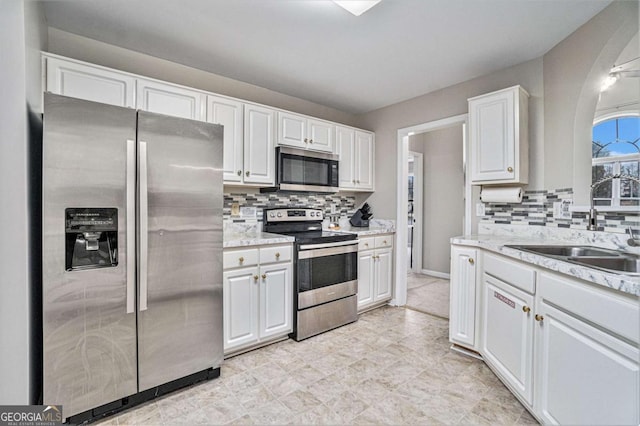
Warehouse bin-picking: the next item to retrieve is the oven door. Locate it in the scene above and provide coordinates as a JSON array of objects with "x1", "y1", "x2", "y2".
[
  {"x1": 297, "y1": 240, "x2": 358, "y2": 309},
  {"x1": 277, "y1": 147, "x2": 339, "y2": 192}
]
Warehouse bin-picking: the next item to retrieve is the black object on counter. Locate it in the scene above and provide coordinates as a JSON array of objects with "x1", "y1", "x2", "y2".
[{"x1": 350, "y1": 203, "x2": 372, "y2": 227}]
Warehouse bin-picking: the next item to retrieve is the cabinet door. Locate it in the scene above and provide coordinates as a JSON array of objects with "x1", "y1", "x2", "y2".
[
  {"x1": 45, "y1": 56, "x2": 135, "y2": 108},
  {"x1": 374, "y1": 248, "x2": 393, "y2": 302},
  {"x1": 137, "y1": 78, "x2": 206, "y2": 121},
  {"x1": 482, "y1": 274, "x2": 534, "y2": 406},
  {"x1": 449, "y1": 247, "x2": 477, "y2": 348},
  {"x1": 207, "y1": 95, "x2": 243, "y2": 182},
  {"x1": 469, "y1": 89, "x2": 515, "y2": 183},
  {"x1": 244, "y1": 104, "x2": 275, "y2": 185},
  {"x1": 337, "y1": 126, "x2": 356, "y2": 189},
  {"x1": 259, "y1": 262, "x2": 293, "y2": 340},
  {"x1": 535, "y1": 301, "x2": 639, "y2": 425},
  {"x1": 307, "y1": 119, "x2": 334, "y2": 153},
  {"x1": 355, "y1": 131, "x2": 374, "y2": 190},
  {"x1": 277, "y1": 111, "x2": 307, "y2": 149},
  {"x1": 223, "y1": 267, "x2": 259, "y2": 352},
  {"x1": 357, "y1": 250, "x2": 375, "y2": 309}
]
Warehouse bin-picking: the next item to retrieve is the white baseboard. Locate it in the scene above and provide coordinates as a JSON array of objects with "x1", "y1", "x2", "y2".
[{"x1": 420, "y1": 269, "x2": 450, "y2": 280}]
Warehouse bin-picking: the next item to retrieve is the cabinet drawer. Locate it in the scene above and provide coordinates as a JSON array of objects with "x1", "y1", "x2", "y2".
[
  {"x1": 484, "y1": 253, "x2": 535, "y2": 294},
  {"x1": 359, "y1": 237, "x2": 375, "y2": 251},
  {"x1": 260, "y1": 245, "x2": 292, "y2": 264},
  {"x1": 539, "y1": 272, "x2": 639, "y2": 342},
  {"x1": 375, "y1": 235, "x2": 393, "y2": 249},
  {"x1": 223, "y1": 248, "x2": 259, "y2": 269}
]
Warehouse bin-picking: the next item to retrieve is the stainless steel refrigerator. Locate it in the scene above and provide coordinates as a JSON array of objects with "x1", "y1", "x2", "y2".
[{"x1": 42, "y1": 93, "x2": 223, "y2": 421}]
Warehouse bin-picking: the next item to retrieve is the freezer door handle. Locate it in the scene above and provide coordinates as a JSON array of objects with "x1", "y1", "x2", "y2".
[
  {"x1": 126, "y1": 139, "x2": 136, "y2": 314},
  {"x1": 138, "y1": 140, "x2": 149, "y2": 311}
]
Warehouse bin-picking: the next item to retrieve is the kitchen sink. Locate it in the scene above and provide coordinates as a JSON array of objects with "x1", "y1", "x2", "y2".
[
  {"x1": 505, "y1": 245, "x2": 621, "y2": 257},
  {"x1": 506, "y1": 244, "x2": 640, "y2": 276},
  {"x1": 567, "y1": 255, "x2": 640, "y2": 275}
]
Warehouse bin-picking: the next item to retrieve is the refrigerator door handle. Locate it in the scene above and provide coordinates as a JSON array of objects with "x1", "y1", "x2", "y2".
[
  {"x1": 138, "y1": 140, "x2": 149, "y2": 311},
  {"x1": 126, "y1": 139, "x2": 136, "y2": 314}
]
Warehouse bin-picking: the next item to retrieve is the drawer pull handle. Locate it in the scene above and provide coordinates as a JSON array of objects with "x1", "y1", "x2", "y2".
[
  {"x1": 253, "y1": 275, "x2": 258, "y2": 281},
  {"x1": 275, "y1": 252, "x2": 280, "y2": 259},
  {"x1": 239, "y1": 257, "x2": 244, "y2": 263},
  {"x1": 522, "y1": 306, "x2": 531, "y2": 313},
  {"x1": 535, "y1": 314, "x2": 544, "y2": 322},
  {"x1": 507, "y1": 166, "x2": 514, "y2": 173},
  {"x1": 261, "y1": 274, "x2": 267, "y2": 280},
  {"x1": 237, "y1": 170, "x2": 242, "y2": 176},
  {"x1": 468, "y1": 258, "x2": 474, "y2": 265}
]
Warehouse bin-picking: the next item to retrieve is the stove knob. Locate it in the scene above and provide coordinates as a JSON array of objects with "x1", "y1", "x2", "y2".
[
  {"x1": 317, "y1": 212, "x2": 323, "y2": 219},
  {"x1": 310, "y1": 212, "x2": 315, "y2": 217},
  {"x1": 269, "y1": 212, "x2": 275, "y2": 218},
  {"x1": 277, "y1": 212, "x2": 282, "y2": 218}
]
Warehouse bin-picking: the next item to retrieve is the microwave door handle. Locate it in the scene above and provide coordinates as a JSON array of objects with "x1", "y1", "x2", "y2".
[
  {"x1": 126, "y1": 139, "x2": 136, "y2": 314},
  {"x1": 138, "y1": 140, "x2": 149, "y2": 312}
]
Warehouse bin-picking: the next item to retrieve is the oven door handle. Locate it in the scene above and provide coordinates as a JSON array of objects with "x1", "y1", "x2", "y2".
[
  {"x1": 299, "y1": 240, "x2": 359, "y2": 251},
  {"x1": 298, "y1": 242, "x2": 359, "y2": 259}
]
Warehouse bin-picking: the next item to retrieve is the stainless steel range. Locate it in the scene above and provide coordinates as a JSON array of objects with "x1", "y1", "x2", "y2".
[{"x1": 263, "y1": 208, "x2": 358, "y2": 340}]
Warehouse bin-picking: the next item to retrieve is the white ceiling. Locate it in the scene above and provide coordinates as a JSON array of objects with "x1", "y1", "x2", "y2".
[{"x1": 43, "y1": 0, "x2": 611, "y2": 114}]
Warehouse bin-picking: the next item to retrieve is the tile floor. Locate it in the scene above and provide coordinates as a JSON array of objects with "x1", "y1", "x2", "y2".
[
  {"x1": 406, "y1": 273, "x2": 451, "y2": 319},
  {"x1": 97, "y1": 307, "x2": 537, "y2": 425}
]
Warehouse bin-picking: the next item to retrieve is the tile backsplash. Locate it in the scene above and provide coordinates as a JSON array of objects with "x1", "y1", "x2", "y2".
[
  {"x1": 224, "y1": 191, "x2": 356, "y2": 222},
  {"x1": 481, "y1": 188, "x2": 639, "y2": 233}
]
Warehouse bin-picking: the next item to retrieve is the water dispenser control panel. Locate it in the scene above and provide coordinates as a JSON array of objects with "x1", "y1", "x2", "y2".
[{"x1": 65, "y1": 208, "x2": 118, "y2": 271}]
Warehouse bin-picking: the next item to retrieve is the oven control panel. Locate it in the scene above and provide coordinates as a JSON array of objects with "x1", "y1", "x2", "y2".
[{"x1": 264, "y1": 208, "x2": 323, "y2": 222}]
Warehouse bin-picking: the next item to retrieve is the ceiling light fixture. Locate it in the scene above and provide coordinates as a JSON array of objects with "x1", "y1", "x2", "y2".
[{"x1": 333, "y1": 0, "x2": 382, "y2": 16}]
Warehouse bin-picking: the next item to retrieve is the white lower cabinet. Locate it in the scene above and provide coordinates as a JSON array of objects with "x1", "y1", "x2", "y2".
[
  {"x1": 223, "y1": 245, "x2": 292, "y2": 354},
  {"x1": 481, "y1": 273, "x2": 534, "y2": 406},
  {"x1": 449, "y1": 246, "x2": 478, "y2": 349},
  {"x1": 357, "y1": 235, "x2": 393, "y2": 312},
  {"x1": 450, "y1": 248, "x2": 640, "y2": 424}
]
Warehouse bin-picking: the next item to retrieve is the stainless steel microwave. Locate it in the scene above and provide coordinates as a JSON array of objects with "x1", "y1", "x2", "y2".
[{"x1": 270, "y1": 146, "x2": 339, "y2": 193}]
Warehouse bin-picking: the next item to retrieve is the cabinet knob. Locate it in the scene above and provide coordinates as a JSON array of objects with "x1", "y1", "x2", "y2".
[
  {"x1": 261, "y1": 274, "x2": 267, "y2": 280},
  {"x1": 535, "y1": 314, "x2": 544, "y2": 322},
  {"x1": 239, "y1": 257, "x2": 244, "y2": 263},
  {"x1": 310, "y1": 139, "x2": 313, "y2": 143},
  {"x1": 383, "y1": 240, "x2": 387, "y2": 245},
  {"x1": 304, "y1": 138, "x2": 308, "y2": 143},
  {"x1": 253, "y1": 275, "x2": 258, "y2": 281},
  {"x1": 237, "y1": 170, "x2": 242, "y2": 176},
  {"x1": 468, "y1": 258, "x2": 474, "y2": 265},
  {"x1": 353, "y1": 179, "x2": 356, "y2": 184},
  {"x1": 275, "y1": 252, "x2": 280, "y2": 259},
  {"x1": 357, "y1": 180, "x2": 360, "y2": 184},
  {"x1": 522, "y1": 306, "x2": 531, "y2": 313},
  {"x1": 507, "y1": 166, "x2": 514, "y2": 173},
  {"x1": 246, "y1": 171, "x2": 250, "y2": 177},
  {"x1": 364, "y1": 243, "x2": 369, "y2": 247}
]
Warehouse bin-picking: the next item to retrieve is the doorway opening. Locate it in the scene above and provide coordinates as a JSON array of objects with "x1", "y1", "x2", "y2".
[
  {"x1": 407, "y1": 151, "x2": 423, "y2": 272},
  {"x1": 393, "y1": 113, "x2": 471, "y2": 318}
]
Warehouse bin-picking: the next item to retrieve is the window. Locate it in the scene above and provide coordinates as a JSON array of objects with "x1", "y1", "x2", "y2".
[{"x1": 592, "y1": 116, "x2": 640, "y2": 207}]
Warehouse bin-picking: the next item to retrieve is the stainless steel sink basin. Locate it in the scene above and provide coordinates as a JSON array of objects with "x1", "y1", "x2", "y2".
[
  {"x1": 506, "y1": 244, "x2": 640, "y2": 276},
  {"x1": 506, "y1": 245, "x2": 620, "y2": 257},
  {"x1": 568, "y1": 255, "x2": 640, "y2": 275}
]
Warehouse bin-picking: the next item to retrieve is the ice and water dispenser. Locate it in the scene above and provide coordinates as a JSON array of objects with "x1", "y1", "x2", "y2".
[{"x1": 65, "y1": 208, "x2": 118, "y2": 271}]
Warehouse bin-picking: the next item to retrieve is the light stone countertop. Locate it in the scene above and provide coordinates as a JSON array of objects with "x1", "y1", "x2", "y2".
[
  {"x1": 452, "y1": 234, "x2": 640, "y2": 297},
  {"x1": 330, "y1": 218, "x2": 396, "y2": 237},
  {"x1": 223, "y1": 231, "x2": 294, "y2": 249}
]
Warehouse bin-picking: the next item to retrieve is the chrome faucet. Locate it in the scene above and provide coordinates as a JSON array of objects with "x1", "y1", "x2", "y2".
[{"x1": 588, "y1": 174, "x2": 640, "y2": 231}]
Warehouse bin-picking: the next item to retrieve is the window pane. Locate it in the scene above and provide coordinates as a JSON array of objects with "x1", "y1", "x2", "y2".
[
  {"x1": 620, "y1": 161, "x2": 639, "y2": 199},
  {"x1": 592, "y1": 163, "x2": 613, "y2": 199}
]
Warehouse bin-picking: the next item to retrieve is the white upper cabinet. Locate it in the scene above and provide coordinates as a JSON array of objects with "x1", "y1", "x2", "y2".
[
  {"x1": 136, "y1": 78, "x2": 206, "y2": 121},
  {"x1": 207, "y1": 95, "x2": 244, "y2": 183},
  {"x1": 338, "y1": 126, "x2": 374, "y2": 191},
  {"x1": 244, "y1": 104, "x2": 275, "y2": 185},
  {"x1": 277, "y1": 111, "x2": 334, "y2": 153},
  {"x1": 45, "y1": 56, "x2": 135, "y2": 108},
  {"x1": 469, "y1": 85, "x2": 528, "y2": 185}
]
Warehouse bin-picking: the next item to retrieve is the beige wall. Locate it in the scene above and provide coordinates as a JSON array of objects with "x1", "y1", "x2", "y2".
[
  {"x1": 410, "y1": 127, "x2": 464, "y2": 274},
  {"x1": 357, "y1": 57, "x2": 544, "y2": 220},
  {"x1": 47, "y1": 28, "x2": 359, "y2": 128},
  {"x1": 543, "y1": 1, "x2": 638, "y2": 204},
  {"x1": 1, "y1": 0, "x2": 47, "y2": 405}
]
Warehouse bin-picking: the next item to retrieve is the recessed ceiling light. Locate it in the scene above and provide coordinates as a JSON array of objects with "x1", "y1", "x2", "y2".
[{"x1": 333, "y1": 0, "x2": 382, "y2": 16}]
